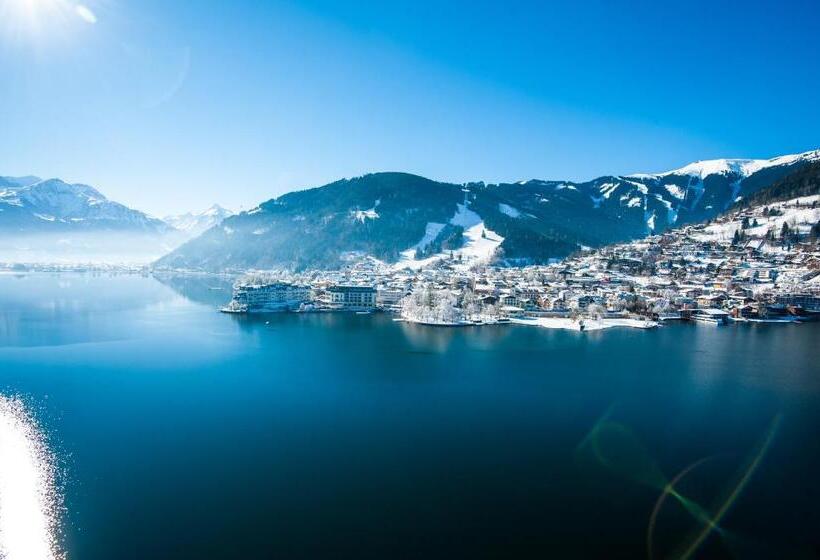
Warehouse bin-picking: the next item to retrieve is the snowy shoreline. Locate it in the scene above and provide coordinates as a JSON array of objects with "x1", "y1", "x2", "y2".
[
  {"x1": 510, "y1": 317, "x2": 658, "y2": 331},
  {"x1": 396, "y1": 315, "x2": 658, "y2": 331}
]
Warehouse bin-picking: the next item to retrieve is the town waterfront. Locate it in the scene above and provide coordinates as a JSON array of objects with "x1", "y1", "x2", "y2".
[{"x1": 1, "y1": 272, "x2": 819, "y2": 559}]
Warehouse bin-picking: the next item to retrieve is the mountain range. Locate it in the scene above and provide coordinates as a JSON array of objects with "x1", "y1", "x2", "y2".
[
  {"x1": 156, "y1": 149, "x2": 820, "y2": 271},
  {"x1": 0, "y1": 176, "x2": 169, "y2": 233},
  {"x1": 3, "y1": 149, "x2": 817, "y2": 267},
  {"x1": 0, "y1": 176, "x2": 231, "y2": 263}
]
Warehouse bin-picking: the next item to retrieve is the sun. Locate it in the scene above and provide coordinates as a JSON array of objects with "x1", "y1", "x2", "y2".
[{"x1": 0, "y1": 0, "x2": 97, "y2": 44}]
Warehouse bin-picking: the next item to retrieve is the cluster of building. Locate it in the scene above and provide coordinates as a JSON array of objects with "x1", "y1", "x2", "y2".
[{"x1": 220, "y1": 196, "x2": 820, "y2": 326}]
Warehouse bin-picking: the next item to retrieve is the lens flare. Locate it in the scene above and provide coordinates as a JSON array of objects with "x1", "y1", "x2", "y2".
[
  {"x1": 577, "y1": 416, "x2": 667, "y2": 489},
  {"x1": 74, "y1": 3, "x2": 95, "y2": 24},
  {"x1": 0, "y1": 395, "x2": 64, "y2": 560},
  {"x1": 646, "y1": 456, "x2": 714, "y2": 560},
  {"x1": 675, "y1": 414, "x2": 782, "y2": 560},
  {"x1": 578, "y1": 411, "x2": 782, "y2": 560}
]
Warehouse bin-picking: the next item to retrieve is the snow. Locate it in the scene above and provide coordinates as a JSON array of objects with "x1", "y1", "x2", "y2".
[
  {"x1": 1, "y1": 178, "x2": 164, "y2": 231},
  {"x1": 511, "y1": 317, "x2": 658, "y2": 331},
  {"x1": 654, "y1": 195, "x2": 678, "y2": 224},
  {"x1": 598, "y1": 182, "x2": 620, "y2": 199},
  {"x1": 394, "y1": 201, "x2": 504, "y2": 271},
  {"x1": 686, "y1": 177, "x2": 706, "y2": 210},
  {"x1": 164, "y1": 204, "x2": 232, "y2": 237},
  {"x1": 350, "y1": 200, "x2": 381, "y2": 223},
  {"x1": 351, "y1": 208, "x2": 379, "y2": 223},
  {"x1": 626, "y1": 197, "x2": 642, "y2": 208},
  {"x1": 657, "y1": 149, "x2": 820, "y2": 180},
  {"x1": 395, "y1": 222, "x2": 446, "y2": 268},
  {"x1": 498, "y1": 203, "x2": 522, "y2": 218},
  {"x1": 692, "y1": 195, "x2": 820, "y2": 242},
  {"x1": 646, "y1": 212, "x2": 656, "y2": 232},
  {"x1": 727, "y1": 180, "x2": 742, "y2": 210},
  {"x1": 623, "y1": 179, "x2": 648, "y2": 194},
  {"x1": 663, "y1": 184, "x2": 686, "y2": 199},
  {"x1": 399, "y1": 288, "x2": 465, "y2": 325}
]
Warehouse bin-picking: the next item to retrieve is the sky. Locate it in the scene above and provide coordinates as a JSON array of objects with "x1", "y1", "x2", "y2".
[{"x1": 0, "y1": 0, "x2": 818, "y2": 216}]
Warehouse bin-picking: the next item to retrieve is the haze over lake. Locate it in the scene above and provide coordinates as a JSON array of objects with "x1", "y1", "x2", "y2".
[{"x1": 1, "y1": 272, "x2": 818, "y2": 559}]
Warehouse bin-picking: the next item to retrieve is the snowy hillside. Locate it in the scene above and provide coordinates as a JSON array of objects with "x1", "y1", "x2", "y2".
[
  {"x1": 394, "y1": 197, "x2": 504, "y2": 271},
  {"x1": 690, "y1": 195, "x2": 819, "y2": 245},
  {"x1": 652, "y1": 151, "x2": 820, "y2": 180}
]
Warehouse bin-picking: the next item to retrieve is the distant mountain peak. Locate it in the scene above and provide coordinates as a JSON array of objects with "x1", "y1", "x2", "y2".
[
  {"x1": 22, "y1": 178, "x2": 108, "y2": 206},
  {"x1": 644, "y1": 149, "x2": 820, "y2": 180},
  {"x1": 163, "y1": 204, "x2": 233, "y2": 238},
  {"x1": 0, "y1": 176, "x2": 168, "y2": 234}
]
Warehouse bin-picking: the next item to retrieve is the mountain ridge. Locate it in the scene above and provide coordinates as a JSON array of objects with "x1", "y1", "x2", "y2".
[
  {"x1": 163, "y1": 204, "x2": 234, "y2": 239},
  {"x1": 156, "y1": 149, "x2": 819, "y2": 271},
  {"x1": 0, "y1": 177, "x2": 170, "y2": 233}
]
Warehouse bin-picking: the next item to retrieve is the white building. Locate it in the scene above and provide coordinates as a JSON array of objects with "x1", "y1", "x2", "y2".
[
  {"x1": 328, "y1": 285, "x2": 377, "y2": 309},
  {"x1": 224, "y1": 282, "x2": 310, "y2": 313}
]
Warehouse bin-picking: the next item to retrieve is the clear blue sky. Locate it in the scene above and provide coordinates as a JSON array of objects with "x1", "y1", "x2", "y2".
[{"x1": 1, "y1": 0, "x2": 818, "y2": 215}]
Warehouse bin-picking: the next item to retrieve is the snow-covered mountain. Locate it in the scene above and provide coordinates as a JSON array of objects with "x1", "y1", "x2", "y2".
[
  {"x1": 0, "y1": 175, "x2": 42, "y2": 189},
  {"x1": 156, "y1": 149, "x2": 820, "y2": 271},
  {"x1": 163, "y1": 204, "x2": 233, "y2": 239},
  {"x1": 0, "y1": 177, "x2": 177, "y2": 264},
  {"x1": 0, "y1": 177, "x2": 169, "y2": 233},
  {"x1": 557, "y1": 149, "x2": 820, "y2": 235},
  {"x1": 644, "y1": 151, "x2": 818, "y2": 180}
]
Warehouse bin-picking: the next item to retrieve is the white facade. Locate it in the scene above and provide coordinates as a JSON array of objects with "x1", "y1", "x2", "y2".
[
  {"x1": 226, "y1": 282, "x2": 310, "y2": 312},
  {"x1": 329, "y1": 285, "x2": 377, "y2": 308}
]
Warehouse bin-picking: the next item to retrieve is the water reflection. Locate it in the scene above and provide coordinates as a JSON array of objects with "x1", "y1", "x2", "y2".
[
  {"x1": 0, "y1": 272, "x2": 170, "y2": 348},
  {"x1": 151, "y1": 272, "x2": 235, "y2": 308},
  {"x1": 399, "y1": 321, "x2": 513, "y2": 353}
]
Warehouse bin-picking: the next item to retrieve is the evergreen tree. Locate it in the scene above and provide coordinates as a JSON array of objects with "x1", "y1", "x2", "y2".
[{"x1": 811, "y1": 221, "x2": 820, "y2": 240}]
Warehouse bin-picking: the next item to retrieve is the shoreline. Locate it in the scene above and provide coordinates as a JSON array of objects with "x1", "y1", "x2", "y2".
[
  {"x1": 510, "y1": 317, "x2": 658, "y2": 331},
  {"x1": 396, "y1": 315, "x2": 658, "y2": 331}
]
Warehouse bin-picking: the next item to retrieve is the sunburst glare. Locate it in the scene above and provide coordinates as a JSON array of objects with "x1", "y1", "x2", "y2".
[{"x1": 0, "y1": 0, "x2": 98, "y2": 45}]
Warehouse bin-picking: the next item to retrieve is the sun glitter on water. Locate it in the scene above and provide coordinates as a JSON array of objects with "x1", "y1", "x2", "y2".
[{"x1": 0, "y1": 395, "x2": 64, "y2": 560}]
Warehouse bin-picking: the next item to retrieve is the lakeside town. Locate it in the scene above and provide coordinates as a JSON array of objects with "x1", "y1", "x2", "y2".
[
  {"x1": 213, "y1": 195, "x2": 820, "y2": 331},
  {"x1": 3, "y1": 195, "x2": 818, "y2": 331}
]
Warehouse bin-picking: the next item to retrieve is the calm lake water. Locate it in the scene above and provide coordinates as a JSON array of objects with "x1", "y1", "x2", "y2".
[{"x1": 1, "y1": 272, "x2": 819, "y2": 559}]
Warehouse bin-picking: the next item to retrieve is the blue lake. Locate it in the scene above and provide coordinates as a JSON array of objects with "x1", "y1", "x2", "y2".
[{"x1": 1, "y1": 272, "x2": 818, "y2": 559}]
